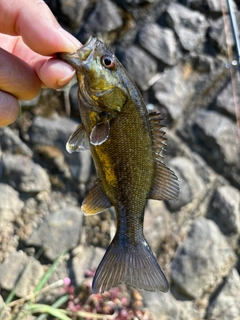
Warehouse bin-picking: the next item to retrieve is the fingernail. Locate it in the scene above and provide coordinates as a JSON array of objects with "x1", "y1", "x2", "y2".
[
  {"x1": 58, "y1": 28, "x2": 82, "y2": 52},
  {"x1": 57, "y1": 63, "x2": 76, "y2": 87}
]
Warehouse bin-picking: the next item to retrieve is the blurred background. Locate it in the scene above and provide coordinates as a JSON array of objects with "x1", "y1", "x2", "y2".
[{"x1": 0, "y1": 0, "x2": 240, "y2": 319}]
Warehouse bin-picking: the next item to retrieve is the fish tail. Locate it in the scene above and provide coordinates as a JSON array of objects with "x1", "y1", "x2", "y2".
[{"x1": 92, "y1": 236, "x2": 169, "y2": 293}]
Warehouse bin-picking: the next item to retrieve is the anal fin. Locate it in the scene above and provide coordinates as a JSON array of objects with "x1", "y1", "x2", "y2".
[{"x1": 81, "y1": 180, "x2": 112, "y2": 215}]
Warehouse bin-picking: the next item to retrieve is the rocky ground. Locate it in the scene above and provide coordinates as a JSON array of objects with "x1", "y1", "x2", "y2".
[{"x1": 0, "y1": 0, "x2": 240, "y2": 319}]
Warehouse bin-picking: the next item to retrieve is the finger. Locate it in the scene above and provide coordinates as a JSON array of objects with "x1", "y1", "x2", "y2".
[
  {"x1": 0, "y1": 48, "x2": 41, "y2": 100},
  {"x1": 0, "y1": 91, "x2": 20, "y2": 127},
  {"x1": 0, "y1": 0, "x2": 81, "y2": 55}
]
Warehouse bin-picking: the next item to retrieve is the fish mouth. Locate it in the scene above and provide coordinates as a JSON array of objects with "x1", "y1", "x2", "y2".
[{"x1": 57, "y1": 36, "x2": 98, "y2": 68}]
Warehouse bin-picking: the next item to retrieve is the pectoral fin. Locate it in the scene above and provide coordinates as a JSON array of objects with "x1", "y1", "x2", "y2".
[
  {"x1": 66, "y1": 124, "x2": 89, "y2": 153},
  {"x1": 90, "y1": 121, "x2": 110, "y2": 146},
  {"x1": 81, "y1": 180, "x2": 112, "y2": 215}
]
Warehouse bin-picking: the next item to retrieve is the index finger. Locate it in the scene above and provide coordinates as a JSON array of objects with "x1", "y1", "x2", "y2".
[{"x1": 0, "y1": 0, "x2": 81, "y2": 56}]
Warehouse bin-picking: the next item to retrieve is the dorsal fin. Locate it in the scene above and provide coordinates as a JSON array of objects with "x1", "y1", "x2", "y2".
[
  {"x1": 148, "y1": 112, "x2": 180, "y2": 201},
  {"x1": 66, "y1": 123, "x2": 89, "y2": 153},
  {"x1": 81, "y1": 179, "x2": 112, "y2": 215}
]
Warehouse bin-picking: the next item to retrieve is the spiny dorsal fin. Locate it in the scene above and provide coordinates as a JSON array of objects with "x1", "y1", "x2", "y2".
[
  {"x1": 148, "y1": 112, "x2": 167, "y2": 157},
  {"x1": 148, "y1": 112, "x2": 180, "y2": 201},
  {"x1": 90, "y1": 121, "x2": 110, "y2": 146},
  {"x1": 81, "y1": 179, "x2": 112, "y2": 215},
  {"x1": 66, "y1": 123, "x2": 89, "y2": 153}
]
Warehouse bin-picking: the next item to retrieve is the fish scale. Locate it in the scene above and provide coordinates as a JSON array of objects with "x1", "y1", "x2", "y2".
[{"x1": 57, "y1": 36, "x2": 179, "y2": 293}]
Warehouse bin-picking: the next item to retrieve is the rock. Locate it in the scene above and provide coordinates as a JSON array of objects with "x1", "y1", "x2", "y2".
[
  {"x1": 166, "y1": 157, "x2": 204, "y2": 211},
  {"x1": 84, "y1": 0, "x2": 122, "y2": 34},
  {"x1": 208, "y1": 14, "x2": 240, "y2": 54},
  {"x1": 0, "y1": 127, "x2": 32, "y2": 157},
  {"x1": 206, "y1": 268, "x2": 240, "y2": 320},
  {"x1": 0, "y1": 295, "x2": 10, "y2": 320},
  {"x1": 59, "y1": 0, "x2": 89, "y2": 31},
  {"x1": 0, "y1": 251, "x2": 44, "y2": 297},
  {"x1": 1, "y1": 154, "x2": 51, "y2": 193},
  {"x1": 29, "y1": 116, "x2": 92, "y2": 184},
  {"x1": 166, "y1": 2, "x2": 207, "y2": 51},
  {"x1": 210, "y1": 185, "x2": 240, "y2": 234},
  {"x1": 215, "y1": 76, "x2": 240, "y2": 119},
  {"x1": 138, "y1": 24, "x2": 177, "y2": 66},
  {"x1": 171, "y1": 217, "x2": 236, "y2": 299},
  {"x1": 72, "y1": 245, "x2": 105, "y2": 286},
  {"x1": 186, "y1": 0, "x2": 231, "y2": 15},
  {"x1": 152, "y1": 62, "x2": 194, "y2": 120},
  {"x1": 0, "y1": 183, "x2": 24, "y2": 222},
  {"x1": 144, "y1": 200, "x2": 171, "y2": 252},
  {"x1": 181, "y1": 110, "x2": 240, "y2": 188},
  {"x1": 27, "y1": 206, "x2": 83, "y2": 261},
  {"x1": 118, "y1": 45, "x2": 158, "y2": 91}
]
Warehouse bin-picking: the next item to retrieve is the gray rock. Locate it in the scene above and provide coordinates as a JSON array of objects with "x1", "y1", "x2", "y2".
[
  {"x1": 152, "y1": 63, "x2": 194, "y2": 120},
  {"x1": 27, "y1": 206, "x2": 83, "y2": 261},
  {"x1": 171, "y1": 217, "x2": 236, "y2": 299},
  {"x1": 208, "y1": 14, "x2": 240, "y2": 54},
  {"x1": 1, "y1": 154, "x2": 51, "y2": 193},
  {"x1": 215, "y1": 76, "x2": 240, "y2": 119},
  {"x1": 138, "y1": 24, "x2": 177, "y2": 66},
  {"x1": 118, "y1": 45, "x2": 158, "y2": 91},
  {"x1": 0, "y1": 183, "x2": 24, "y2": 222},
  {"x1": 84, "y1": 0, "x2": 122, "y2": 34},
  {"x1": 0, "y1": 127, "x2": 32, "y2": 157},
  {"x1": 166, "y1": 157, "x2": 204, "y2": 211},
  {"x1": 206, "y1": 268, "x2": 240, "y2": 320},
  {"x1": 59, "y1": 0, "x2": 89, "y2": 31},
  {"x1": 182, "y1": 110, "x2": 240, "y2": 187},
  {"x1": 144, "y1": 200, "x2": 171, "y2": 252},
  {"x1": 142, "y1": 291, "x2": 200, "y2": 320},
  {"x1": 0, "y1": 295, "x2": 10, "y2": 320},
  {"x1": 187, "y1": 0, "x2": 231, "y2": 14},
  {"x1": 72, "y1": 245, "x2": 105, "y2": 286},
  {"x1": 211, "y1": 185, "x2": 240, "y2": 234},
  {"x1": 29, "y1": 116, "x2": 92, "y2": 184},
  {"x1": 166, "y1": 3, "x2": 207, "y2": 51},
  {"x1": 0, "y1": 251, "x2": 44, "y2": 297}
]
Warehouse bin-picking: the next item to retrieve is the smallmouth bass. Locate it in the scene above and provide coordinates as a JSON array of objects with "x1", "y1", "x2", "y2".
[{"x1": 58, "y1": 36, "x2": 179, "y2": 294}]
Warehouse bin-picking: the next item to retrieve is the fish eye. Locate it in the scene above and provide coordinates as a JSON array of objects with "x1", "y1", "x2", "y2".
[{"x1": 101, "y1": 55, "x2": 115, "y2": 69}]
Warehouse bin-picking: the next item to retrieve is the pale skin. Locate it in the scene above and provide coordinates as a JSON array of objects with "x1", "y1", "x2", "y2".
[{"x1": 0, "y1": 0, "x2": 82, "y2": 127}]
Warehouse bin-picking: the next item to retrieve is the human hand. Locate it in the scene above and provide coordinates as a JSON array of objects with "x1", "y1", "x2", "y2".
[{"x1": 0, "y1": 0, "x2": 81, "y2": 127}]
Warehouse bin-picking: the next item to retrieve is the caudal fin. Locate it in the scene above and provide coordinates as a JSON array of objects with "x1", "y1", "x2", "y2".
[{"x1": 92, "y1": 237, "x2": 169, "y2": 294}]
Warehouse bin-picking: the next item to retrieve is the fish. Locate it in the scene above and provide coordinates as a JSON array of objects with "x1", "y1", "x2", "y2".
[{"x1": 57, "y1": 36, "x2": 179, "y2": 294}]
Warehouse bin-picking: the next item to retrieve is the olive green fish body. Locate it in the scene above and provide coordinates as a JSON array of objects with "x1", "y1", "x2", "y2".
[{"x1": 58, "y1": 37, "x2": 179, "y2": 293}]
